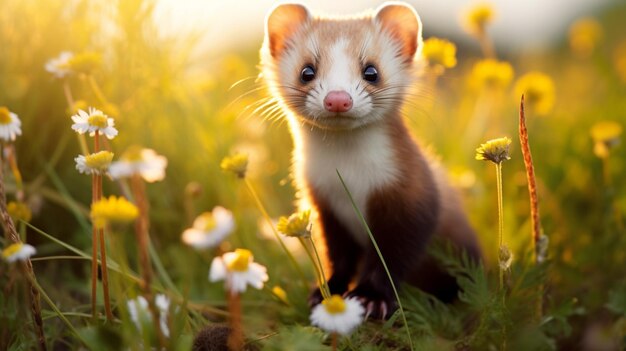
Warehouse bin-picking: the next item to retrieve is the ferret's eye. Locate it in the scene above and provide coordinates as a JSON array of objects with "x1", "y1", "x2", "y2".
[
  {"x1": 300, "y1": 66, "x2": 316, "y2": 83},
  {"x1": 363, "y1": 65, "x2": 379, "y2": 83}
]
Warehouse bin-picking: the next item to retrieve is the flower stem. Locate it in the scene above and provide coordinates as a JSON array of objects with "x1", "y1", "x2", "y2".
[
  {"x1": 495, "y1": 162, "x2": 507, "y2": 349},
  {"x1": 62, "y1": 80, "x2": 89, "y2": 155},
  {"x1": 227, "y1": 292, "x2": 244, "y2": 351},
  {"x1": 478, "y1": 31, "x2": 496, "y2": 59},
  {"x1": 130, "y1": 175, "x2": 166, "y2": 348},
  {"x1": 94, "y1": 132, "x2": 113, "y2": 321},
  {"x1": 243, "y1": 179, "x2": 308, "y2": 290},
  {"x1": 331, "y1": 333, "x2": 338, "y2": 351},
  {"x1": 495, "y1": 162, "x2": 504, "y2": 291},
  {"x1": 87, "y1": 75, "x2": 109, "y2": 106},
  {"x1": 298, "y1": 237, "x2": 330, "y2": 299},
  {"x1": 309, "y1": 237, "x2": 331, "y2": 299},
  {"x1": 131, "y1": 175, "x2": 154, "y2": 296},
  {"x1": 91, "y1": 174, "x2": 98, "y2": 319}
]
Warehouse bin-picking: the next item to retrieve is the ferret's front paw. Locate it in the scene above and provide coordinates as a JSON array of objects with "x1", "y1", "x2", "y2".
[{"x1": 346, "y1": 284, "x2": 398, "y2": 320}]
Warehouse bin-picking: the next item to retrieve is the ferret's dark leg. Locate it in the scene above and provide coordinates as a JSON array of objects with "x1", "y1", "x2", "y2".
[
  {"x1": 348, "y1": 193, "x2": 439, "y2": 319},
  {"x1": 308, "y1": 203, "x2": 362, "y2": 307}
]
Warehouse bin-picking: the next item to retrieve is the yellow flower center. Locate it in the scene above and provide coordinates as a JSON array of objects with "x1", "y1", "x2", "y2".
[
  {"x1": 226, "y1": 249, "x2": 252, "y2": 272},
  {"x1": 322, "y1": 295, "x2": 346, "y2": 315},
  {"x1": 2, "y1": 243, "x2": 24, "y2": 259},
  {"x1": 0, "y1": 107, "x2": 12, "y2": 125},
  {"x1": 85, "y1": 151, "x2": 114, "y2": 170},
  {"x1": 122, "y1": 145, "x2": 145, "y2": 162},
  {"x1": 196, "y1": 212, "x2": 217, "y2": 232},
  {"x1": 87, "y1": 113, "x2": 108, "y2": 128}
]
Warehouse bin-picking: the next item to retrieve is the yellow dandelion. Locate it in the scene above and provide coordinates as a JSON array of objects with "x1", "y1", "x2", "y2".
[
  {"x1": 220, "y1": 153, "x2": 248, "y2": 178},
  {"x1": 422, "y1": 37, "x2": 457, "y2": 69},
  {"x1": 514, "y1": 72, "x2": 556, "y2": 115},
  {"x1": 90, "y1": 196, "x2": 139, "y2": 229},
  {"x1": 590, "y1": 121, "x2": 622, "y2": 159},
  {"x1": 569, "y1": 18, "x2": 602, "y2": 58},
  {"x1": 75, "y1": 151, "x2": 114, "y2": 175},
  {"x1": 471, "y1": 59, "x2": 514, "y2": 90},
  {"x1": 476, "y1": 137, "x2": 512, "y2": 164},
  {"x1": 463, "y1": 3, "x2": 495, "y2": 35},
  {"x1": 276, "y1": 209, "x2": 311, "y2": 237},
  {"x1": 7, "y1": 201, "x2": 32, "y2": 223},
  {"x1": 67, "y1": 51, "x2": 102, "y2": 75}
]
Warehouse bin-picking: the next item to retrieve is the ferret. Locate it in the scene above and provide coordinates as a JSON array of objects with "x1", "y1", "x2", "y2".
[{"x1": 260, "y1": 2, "x2": 481, "y2": 319}]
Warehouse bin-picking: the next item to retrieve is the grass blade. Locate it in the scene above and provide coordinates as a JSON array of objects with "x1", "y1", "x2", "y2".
[{"x1": 336, "y1": 170, "x2": 414, "y2": 351}]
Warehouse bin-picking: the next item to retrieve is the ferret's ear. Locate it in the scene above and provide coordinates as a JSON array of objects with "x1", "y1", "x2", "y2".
[
  {"x1": 265, "y1": 4, "x2": 310, "y2": 58},
  {"x1": 374, "y1": 2, "x2": 422, "y2": 61}
]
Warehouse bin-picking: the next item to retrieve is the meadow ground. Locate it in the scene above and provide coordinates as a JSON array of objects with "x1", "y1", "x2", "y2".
[{"x1": 0, "y1": 1, "x2": 625, "y2": 350}]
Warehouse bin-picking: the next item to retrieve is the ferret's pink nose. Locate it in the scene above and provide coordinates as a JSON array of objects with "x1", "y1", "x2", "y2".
[{"x1": 324, "y1": 91, "x2": 353, "y2": 113}]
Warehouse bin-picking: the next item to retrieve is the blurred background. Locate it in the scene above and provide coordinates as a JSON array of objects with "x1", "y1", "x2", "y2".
[{"x1": 1, "y1": 0, "x2": 625, "y2": 349}]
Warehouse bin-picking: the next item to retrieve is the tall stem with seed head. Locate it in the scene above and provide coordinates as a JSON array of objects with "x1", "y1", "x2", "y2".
[{"x1": 0, "y1": 148, "x2": 46, "y2": 350}]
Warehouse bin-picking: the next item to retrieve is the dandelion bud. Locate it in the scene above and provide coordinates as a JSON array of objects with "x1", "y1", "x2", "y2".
[
  {"x1": 220, "y1": 153, "x2": 248, "y2": 179},
  {"x1": 499, "y1": 245, "x2": 513, "y2": 271}
]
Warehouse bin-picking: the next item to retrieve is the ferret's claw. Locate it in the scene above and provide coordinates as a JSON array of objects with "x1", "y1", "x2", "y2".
[
  {"x1": 365, "y1": 301, "x2": 376, "y2": 320},
  {"x1": 380, "y1": 301, "x2": 388, "y2": 320}
]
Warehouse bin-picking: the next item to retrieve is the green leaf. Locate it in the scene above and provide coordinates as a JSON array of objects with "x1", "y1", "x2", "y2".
[{"x1": 261, "y1": 326, "x2": 330, "y2": 351}]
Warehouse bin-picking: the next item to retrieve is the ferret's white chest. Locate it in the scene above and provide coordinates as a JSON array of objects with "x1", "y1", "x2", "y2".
[{"x1": 298, "y1": 125, "x2": 399, "y2": 246}]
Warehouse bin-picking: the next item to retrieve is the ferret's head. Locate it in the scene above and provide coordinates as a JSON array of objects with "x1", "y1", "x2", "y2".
[{"x1": 260, "y1": 2, "x2": 422, "y2": 131}]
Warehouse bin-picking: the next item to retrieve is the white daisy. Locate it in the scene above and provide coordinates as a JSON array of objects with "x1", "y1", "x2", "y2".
[
  {"x1": 209, "y1": 249, "x2": 268, "y2": 294},
  {"x1": 127, "y1": 294, "x2": 171, "y2": 338},
  {"x1": 109, "y1": 146, "x2": 168, "y2": 182},
  {"x1": 45, "y1": 51, "x2": 74, "y2": 78},
  {"x1": 0, "y1": 107, "x2": 22, "y2": 142},
  {"x1": 2, "y1": 243, "x2": 36, "y2": 263},
  {"x1": 75, "y1": 151, "x2": 114, "y2": 175},
  {"x1": 182, "y1": 207, "x2": 235, "y2": 250},
  {"x1": 310, "y1": 295, "x2": 365, "y2": 336},
  {"x1": 71, "y1": 107, "x2": 118, "y2": 139}
]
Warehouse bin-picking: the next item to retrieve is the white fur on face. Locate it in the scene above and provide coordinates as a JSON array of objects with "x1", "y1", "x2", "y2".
[{"x1": 303, "y1": 38, "x2": 375, "y2": 130}]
